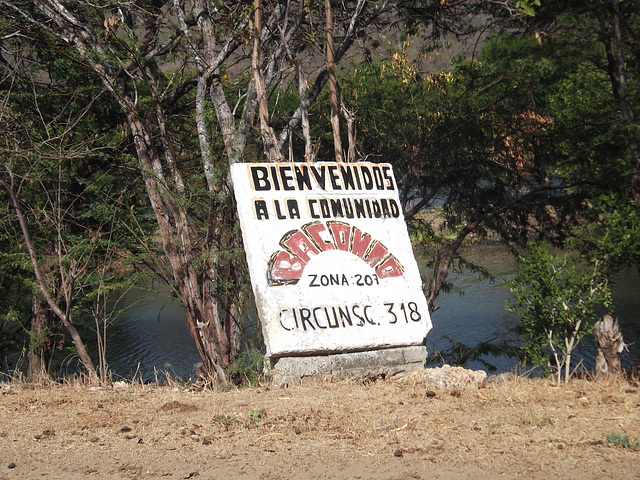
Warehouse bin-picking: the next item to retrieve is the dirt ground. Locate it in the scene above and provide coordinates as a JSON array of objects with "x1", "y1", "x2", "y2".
[{"x1": 1, "y1": 371, "x2": 639, "y2": 480}]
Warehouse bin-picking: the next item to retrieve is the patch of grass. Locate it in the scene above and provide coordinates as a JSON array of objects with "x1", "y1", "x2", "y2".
[
  {"x1": 211, "y1": 410, "x2": 267, "y2": 430},
  {"x1": 103, "y1": 390, "x2": 130, "y2": 404},
  {"x1": 249, "y1": 409, "x2": 266, "y2": 425},
  {"x1": 225, "y1": 349, "x2": 264, "y2": 387},
  {"x1": 212, "y1": 414, "x2": 241, "y2": 430},
  {"x1": 605, "y1": 433, "x2": 640, "y2": 449},
  {"x1": 517, "y1": 416, "x2": 553, "y2": 426}
]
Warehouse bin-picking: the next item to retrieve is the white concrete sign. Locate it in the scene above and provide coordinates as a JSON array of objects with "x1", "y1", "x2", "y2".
[{"x1": 231, "y1": 162, "x2": 432, "y2": 357}]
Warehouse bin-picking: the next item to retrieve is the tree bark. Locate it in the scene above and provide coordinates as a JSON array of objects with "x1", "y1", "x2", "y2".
[
  {"x1": 27, "y1": 296, "x2": 53, "y2": 383},
  {"x1": 253, "y1": 0, "x2": 284, "y2": 162},
  {"x1": 1, "y1": 178, "x2": 98, "y2": 384},
  {"x1": 594, "y1": 314, "x2": 625, "y2": 380},
  {"x1": 341, "y1": 96, "x2": 357, "y2": 162},
  {"x1": 607, "y1": 0, "x2": 640, "y2": 202},
  {"x1": 124, "y1": 111, "x2": 232, "y2": 387},
  {"x1": 324, "y1": 0, "x2": 343, "y2": 162}
]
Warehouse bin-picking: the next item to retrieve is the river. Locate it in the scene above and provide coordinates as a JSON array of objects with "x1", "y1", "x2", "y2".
[{"x1": 102, "y1": 247, "x2": 640, "y2": 382}]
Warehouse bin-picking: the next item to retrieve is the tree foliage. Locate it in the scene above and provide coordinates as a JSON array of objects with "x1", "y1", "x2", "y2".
[
  {"x1": 0, "y1": 0, "x2": 638, "y2": 383},
  {"x1": 336, "y1": 34, "x2": 575, "y2": 310},
  {"x1": 0, "y1": 23, "x2": 153, "y2": 381},
  {"x1": 332, "y1": 0, "x2": 640, "y2": 315},
  {"x1": 1, "y1": 0, "x2": 421, "y2": 385}
]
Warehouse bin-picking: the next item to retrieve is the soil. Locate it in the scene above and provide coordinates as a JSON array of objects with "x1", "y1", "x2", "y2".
[{"x1": 1, "y1": 373, "x2": 639, "y2": 480}]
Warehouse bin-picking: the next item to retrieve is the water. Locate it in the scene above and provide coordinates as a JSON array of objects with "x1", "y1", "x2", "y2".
[
  {"x1": 426, "y1": 248, "x2": 640, "y2": 373},
  {"x1": 104, "y1": 248, "x2": 640, "y2": 381},
  {"x1": 103, "y1": 287, "x2": 201, "y2": 382},
  {"x1": 424, "y1": 246, "x2": 522, "y2": 372}
]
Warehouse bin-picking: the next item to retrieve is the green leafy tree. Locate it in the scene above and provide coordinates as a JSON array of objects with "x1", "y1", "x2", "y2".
[
  {"x1": 336, "y1": 0, "x2": 640, "y2": 311},
  {"x1": 571, "y1": 193, "x2": 640, "y2": 278},
  {"x1": 506, "y1": 242, "x2": 613, "y2": 383},
  {"x1": 337, "y1": 38, "x2": 573, "y2": 311},
  {"x1": 499, "y1": 0, "x2": 640, "y2": 202},
  {"x1": 0, "y1": 24, "x2": 152, "y2": 382},
  {"x1": 2, "y1": 0, "x2": 453, "y2": 385}
]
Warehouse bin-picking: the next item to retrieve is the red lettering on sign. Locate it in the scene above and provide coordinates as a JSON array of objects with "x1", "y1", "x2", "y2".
[
  {"x1": 282, "y1": 230, "x2": 320, "y2": 263},
  {"x1": 327, "y1": 221, "x2": 351, "y2": 252},
  {"x1": 303, "y1": 222, "x2": 336, "y2": 252},
  {"x1": 267, "y1": 250, "x2": 305, "y2": 285},
  {"x1": 364, "y1": 241, "x2": 390, "y2": 268},
  {"x1": 375, "y1": 255, "x2": 404, "y2": 278},
  {"x1": 267, "y1": 221, "x2": 404, "y2": 286},
  {"x1": 350, "y1": 227, "x2": 373, "y2": 259}
]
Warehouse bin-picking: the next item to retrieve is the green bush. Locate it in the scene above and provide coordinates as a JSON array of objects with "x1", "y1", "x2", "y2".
[
  {"x1": 224, "y1": 348, "x2": 264, "y2": 387},
  {"x1": 605, "y1": 433, "x2": 640, "y2": 449},
  {"x1": 505, "y1": 241, "x2": 612, "y2": 383}
]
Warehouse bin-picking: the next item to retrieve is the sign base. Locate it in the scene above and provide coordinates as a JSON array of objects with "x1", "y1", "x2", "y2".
[{"x1": 266, "y1": 346, "x2": 427, "y2": 386}]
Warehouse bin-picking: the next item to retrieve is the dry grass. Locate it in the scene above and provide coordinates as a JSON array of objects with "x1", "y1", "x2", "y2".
[{"x1": 1, "y1": 374, "x2": 639, "y2": 479}]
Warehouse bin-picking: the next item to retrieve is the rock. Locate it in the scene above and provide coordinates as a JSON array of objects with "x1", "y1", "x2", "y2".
[{"x1": 401, "y1": 365, "x2": 487, "y2": 389}]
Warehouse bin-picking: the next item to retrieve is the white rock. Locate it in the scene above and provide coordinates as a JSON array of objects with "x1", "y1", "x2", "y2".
[{"x1": 401, "y1": 364, "x2": 487, "y2": 388}]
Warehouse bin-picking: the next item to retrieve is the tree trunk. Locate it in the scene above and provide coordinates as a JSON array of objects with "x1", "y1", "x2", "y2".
[
  {"x1": 1, "y1": 178, "x2": 98, "y2": 384},
  {"x1": 325, "y1": 0, "x2": 343, "y2": 162},
  {"x1": 27, "y1": 296, "x2": 53, "y2": 383},
  {"x1": 607, "y1": 0, "x2": 640, "y2": 202},
  {"x1": 422, "y1": 219, "x2": 482, "y2": 311},
  {"x1": 276, "y1": 0, "x2": 370, "y2": 152},
  {"x1": 123, "y1": 110, "x2": 235, "y2": 387},
  {"x1": 341, "y1": 95, "x2": 357, "y2": 162},
  {"x1": 253, "y1": 0, "x2": 284, "y2": 162},
  {"x1": 594, "y1": 314, "x2": 625, "y2": 380}
]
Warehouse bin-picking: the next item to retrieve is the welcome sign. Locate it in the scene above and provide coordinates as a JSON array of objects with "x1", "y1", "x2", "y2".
[{"x1": 231, "y1": 162, "x2": 432, "y2": 357}]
